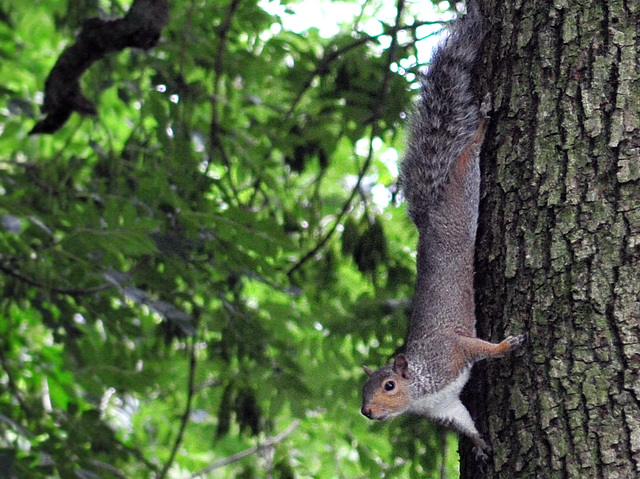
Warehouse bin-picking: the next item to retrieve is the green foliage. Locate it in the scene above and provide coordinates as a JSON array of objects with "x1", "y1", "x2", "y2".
[{"x1": 0, "y1": 0, "x2": 460, "y2": 477}]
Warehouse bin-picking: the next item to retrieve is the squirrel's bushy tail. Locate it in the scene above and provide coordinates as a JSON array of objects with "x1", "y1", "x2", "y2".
[{"x1": 400, "y1": 1, "x2": 483, "y2": 223}]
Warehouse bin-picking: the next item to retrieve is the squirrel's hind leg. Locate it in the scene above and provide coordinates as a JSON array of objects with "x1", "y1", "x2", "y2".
[
  {"x1": 456, "y1": 334, "x2": 525, "y2": 363},
  {"x1": 437, "y1": 398, "x2": 491, "y2": 461}
]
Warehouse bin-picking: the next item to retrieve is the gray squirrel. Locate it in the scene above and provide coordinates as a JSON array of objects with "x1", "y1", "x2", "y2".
[{"x1": 360, "y1": 1, "x2": 524, "y2": 460}]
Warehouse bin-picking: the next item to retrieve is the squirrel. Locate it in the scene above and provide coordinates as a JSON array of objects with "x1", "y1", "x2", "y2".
[{"x1": 360, "y1": 1, "x2": 524, "y2": 461}]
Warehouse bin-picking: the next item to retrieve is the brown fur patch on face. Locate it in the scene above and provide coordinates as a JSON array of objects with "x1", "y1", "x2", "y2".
[{"x1": 361, "y1": 364, "x2": 412, "y2": 420}]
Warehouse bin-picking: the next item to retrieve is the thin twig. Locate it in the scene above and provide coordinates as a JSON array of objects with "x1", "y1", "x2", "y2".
[
  {"x1": 286, "y1": 140, "x2": 374, "y2": 277},
  {"x1": 116, "y1": 439, "x2": 160, "y2": 474},
  {"x1": 284, "y1": 19, "x2": 442, "y2": 122},
  {"x1": 87, "y1": 459, "x2": 128, "y2": 478},
  {"x1": 208, "y1": 0, "x2": 242, "y2": 200},
  {"x1": 179, "y1": 0, "x2": 197, "y2": 76},
  {"x1": 192, "y1": 379, "x2": 223, "y2": 394},
  {"x1": 378, "y1": 0, "x2": 405, "y2": 117},
  {"x1": 191, "y1": 419, "x2": 301, "y2": 478},
  {"x1": 0, "y1": 261, "x2": 111, "y2": 296},
  {"x1": 158, "y1": 340, "x2": 198, "y2": 479}
]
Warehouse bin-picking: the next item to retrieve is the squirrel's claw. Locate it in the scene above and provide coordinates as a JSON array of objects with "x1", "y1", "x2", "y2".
[
  {"x1": 480, "y1": 93, "x2": 493, "y2": 116},
  {"x1": 504, "y1": 334, "x2": 525, "y2": 350},
  {"x1": 471, "y1": 436, "x2": 491, "y2": 462}
]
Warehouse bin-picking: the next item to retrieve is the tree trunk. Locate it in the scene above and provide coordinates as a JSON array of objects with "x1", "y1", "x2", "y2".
[{"x1": 462, "y1": 0, "x2": 640, "y2": 477}]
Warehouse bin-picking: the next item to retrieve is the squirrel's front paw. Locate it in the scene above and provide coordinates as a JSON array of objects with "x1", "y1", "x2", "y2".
[
  {"x1": 472, "y1": 438, "x2": 491, "y2": 462},
  {"x1": 472, "y1": 446, "x2": 490, "y2": 463},
  {"x1": 504, "y1": 334, "x2": 525, "y2": 350},
  {"x1": 480, "y1": 93, "x2": 493, "y2": 116}
]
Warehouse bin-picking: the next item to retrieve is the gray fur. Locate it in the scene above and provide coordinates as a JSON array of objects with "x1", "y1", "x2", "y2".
[
  {"x1": 362, "y1": 6, "x2": 525, "y2": 460},
  {"x1": 401, "y1": 2, "x2": 484, "y2": 393},
  {"x1": 361, "y1": 3, "x2": 507, "y2": 459},
  {"x1": 400, "y1": 2, "x2": 483, "y2": 223}
]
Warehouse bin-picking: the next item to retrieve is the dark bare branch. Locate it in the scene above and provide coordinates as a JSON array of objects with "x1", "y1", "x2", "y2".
[{"x1": 30, "y1": 0, "x2": 169, "y2": 134}]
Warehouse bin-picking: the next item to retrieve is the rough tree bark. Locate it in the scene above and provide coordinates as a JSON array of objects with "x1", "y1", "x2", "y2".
[{"x1": 461, "y1": 0, "x2": 640, "y2": 477}]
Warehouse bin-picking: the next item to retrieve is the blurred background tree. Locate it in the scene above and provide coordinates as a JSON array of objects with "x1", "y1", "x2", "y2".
[{"x1": 0, "y1": 0, "x2": 463, "y2": 477}]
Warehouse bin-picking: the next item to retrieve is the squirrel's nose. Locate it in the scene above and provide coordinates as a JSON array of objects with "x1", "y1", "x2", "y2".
[{"x1": 361, "y1": 406, "x2": 372, "y2": 418}]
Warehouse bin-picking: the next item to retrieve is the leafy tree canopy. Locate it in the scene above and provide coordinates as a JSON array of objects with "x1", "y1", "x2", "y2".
[{"x1": 0, "y1": 0, "x2": 461, "y2": 477}]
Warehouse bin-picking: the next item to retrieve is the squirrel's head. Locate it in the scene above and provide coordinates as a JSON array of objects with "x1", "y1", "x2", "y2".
[{"x1": 361, "y1": 354, "x2": 412, "y2": 421}]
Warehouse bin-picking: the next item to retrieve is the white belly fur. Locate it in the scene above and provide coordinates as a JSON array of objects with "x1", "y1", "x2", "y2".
[{"x1": 407, "y1": 367, "x2": 480, "y2": 438}]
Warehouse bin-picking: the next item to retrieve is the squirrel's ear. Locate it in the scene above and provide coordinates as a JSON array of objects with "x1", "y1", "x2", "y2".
[
  {"x1": 363, "y1": 365, "x2": 374, "y2": 377},
  {"x1": 393, "y1": 354, "x2": 410, "y2": 378}
]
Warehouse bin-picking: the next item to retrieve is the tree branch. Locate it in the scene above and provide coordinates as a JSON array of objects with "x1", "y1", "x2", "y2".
[
  {"x1": 87, "y1": 459, "x2": 128, "y2": 479},
  {"x1": 285, "y1": 19, "x2": 442, "y2": 123},
  {"x1": 191, "y1": 419, "x2": 301, "y2": 478},
  {"x1": 30, "y1": 0, "x2": 169, "y2": 134},
  {"x1": 208, "y1": 0, "x2": 242, "y2": 201},
  {"x1": 0, "y1": 261, "x2": 112, "y2": 297},
  {"x1": 158, "y1": 340, "x2": 198, "y2": 479}
]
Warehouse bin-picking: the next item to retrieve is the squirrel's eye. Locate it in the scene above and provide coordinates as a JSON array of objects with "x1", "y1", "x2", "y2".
[{"x1": 384, "y1": 381, "x2": 395, "y2": 391}]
